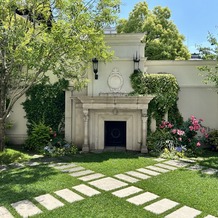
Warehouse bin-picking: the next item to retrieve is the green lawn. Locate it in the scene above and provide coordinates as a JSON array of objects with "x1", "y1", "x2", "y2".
[{"x1": 0, "y1": 150, "x2": 217, "y2": 218}]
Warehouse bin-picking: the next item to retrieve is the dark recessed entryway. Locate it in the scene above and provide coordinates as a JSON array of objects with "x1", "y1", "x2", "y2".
[{"x1": 104, "y1": 121, "x2": 126, "y2": 147}]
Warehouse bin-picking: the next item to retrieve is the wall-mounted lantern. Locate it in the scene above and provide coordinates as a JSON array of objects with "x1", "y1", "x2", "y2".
[
  {"x1": 133, "y1": 52, "x2": 140, "y2": 70},
  {"x1": 92, "y1": 58, "x2": 99, "y2": 80}
]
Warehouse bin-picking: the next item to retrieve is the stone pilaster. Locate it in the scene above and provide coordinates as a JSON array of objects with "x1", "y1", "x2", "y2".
[
  {"x1": 141, "y1": 109, "x2": 148, "y2": 153},
  {"x1": 82, "y1": 109, "x2": 90, "y2": 152}
]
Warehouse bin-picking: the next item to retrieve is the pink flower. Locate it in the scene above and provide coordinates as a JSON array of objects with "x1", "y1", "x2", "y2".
[
  {"x1": 172, "y1": 129, "x2": 177, "y2": 134},
  {"x1": 177, "y1": 129, "x2": 185, "y2": 136},
  {"x1": 196, "y1": 142, "x2": 201, "y2": 147},
  {"x1": 168, "y1": 123, "x2": 173, "y2": 128},
  {"x1": 189, "y1": 126, "x2": 194, "y2": 131},
  {"x1": 178, "y1": 137, "x2": 182, "y2": 141},
  {"x1": 200, "y1": 128, "x2": 206, "y2": 134},
  {"x1": 53, "y1": 132, "x2": 57, "y2": 137}
]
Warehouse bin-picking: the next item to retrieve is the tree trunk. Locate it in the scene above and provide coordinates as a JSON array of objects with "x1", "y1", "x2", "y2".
[{"x1": 0, "y1": 118, "x2": 5, "y2": 152}]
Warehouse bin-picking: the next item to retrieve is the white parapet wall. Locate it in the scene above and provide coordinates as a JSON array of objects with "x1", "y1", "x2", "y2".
[{"x1": 146, "y1": 60, "x2": 218, "y2": 129}]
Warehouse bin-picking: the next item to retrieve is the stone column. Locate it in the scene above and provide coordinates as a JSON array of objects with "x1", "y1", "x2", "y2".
[
  {"x1": 82, "y1": 109, "x2": 90, "y2": 152},
  {"x1": 141, "y1": 109, "x2": 148, "y2": 153}
]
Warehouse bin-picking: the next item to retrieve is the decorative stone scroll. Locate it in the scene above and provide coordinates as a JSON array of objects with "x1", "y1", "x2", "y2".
[{"x1": 107, "y1": 68, "x2": 124, "y2": 92}]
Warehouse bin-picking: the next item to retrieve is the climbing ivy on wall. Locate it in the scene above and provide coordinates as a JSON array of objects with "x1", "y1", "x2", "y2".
[
  {"x1": 130, "y1": 70, "x2": 183, "y2": 130},
  {"x1": 22, "y1": 79, "x2": 69, "y2": 135}
]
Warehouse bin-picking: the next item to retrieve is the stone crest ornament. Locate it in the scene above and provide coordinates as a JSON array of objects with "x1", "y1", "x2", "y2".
[{"x1": 107, "y1": 68, "x2": 124, "y2": 92}]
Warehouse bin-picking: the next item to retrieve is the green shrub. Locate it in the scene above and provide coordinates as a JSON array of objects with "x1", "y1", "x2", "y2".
[
  {"x1": 24, "y1": 122, "x2": 50, "y2": 152},
  {"x1": 207, "y1": 130, "x2": 218, "y2": 151}
]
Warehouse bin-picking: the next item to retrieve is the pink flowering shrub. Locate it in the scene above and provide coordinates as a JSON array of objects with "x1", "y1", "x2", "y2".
[{"x1": 147, "y1": 116, "x2": 208, "y2": 156}]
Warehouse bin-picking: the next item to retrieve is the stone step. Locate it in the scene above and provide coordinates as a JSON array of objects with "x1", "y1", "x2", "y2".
[
  {"x1": 165, "y1": 205, "x2": 201, "y2": 218},
  {"x1": 112, "y1": 186, "x2": 143, "y2": 198},
  {"x1": 0, "y1": 206, "x2": 14, "y2": 218},
  {"x1": 11, "y1": 200, "x2": 42, "y2": 217},
  {"x1": 114, "y1": 174, "x2": 140, "y2": 183},
  {"x1": 88, "y1": 177, "x2": 128, "y2": 191},
  {"x1": 62, "y1": 166, "x2": 85, "y2": 173},
  {"x1": 78, "y1": 173, "x2": 105, "y2": 182},
  {"x1": 144, "y1": 198, "x2": 179, "y2": 214},
  {"x1": 164, "y1": 160, "x2": 190, "y2": 168},
  {"x1": 125, "y1": 171, "x2": 151, "y2": 179},
  {"x1": 146, "y1": 166, "x2": 169, "y2": 173},
  {"x1": 69, "y1": 170, "x2": 94, "y2": 177},
  {"x1": 35, "y1": 194, "x2": 64, "y2": 210},
  {"x1": 72, "y1": 184, "x2": 101, "y2": 197},
  {"x1": 155, "y1": 163, "x2": 178, "y2": 170},
  {"x1": 55, "y1": 188, "x2": 84, "y2": 203},
  {"x1": 126, "y1": 192, "x2": 159, "y2": 205},
  {"x1": 136, "y1": 168, "x2": 160, "y2": 176}
]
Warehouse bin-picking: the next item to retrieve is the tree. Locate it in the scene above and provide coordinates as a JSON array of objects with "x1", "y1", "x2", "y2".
[
  {"x1": 117, "y1": 1, "x2": 190, "y2": 60},
  {"x1": 198, "y1": 32, "x2": 218, "y2": 89},
  {"x1": 0, "y1": 0, "x2": 120, "y2": 151}
]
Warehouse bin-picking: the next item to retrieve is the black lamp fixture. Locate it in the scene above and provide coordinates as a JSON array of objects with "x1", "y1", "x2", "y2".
[
  {"x1": 92, "y1": 58, "x2": 99, "y2": 80},
  {"x1": 133, "y1": 51, "x2": 140, "y2": 70}
]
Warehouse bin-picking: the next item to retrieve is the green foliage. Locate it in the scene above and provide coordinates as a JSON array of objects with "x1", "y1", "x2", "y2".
[
  {"x1": 22, "y1": 79, "x2": 68, "y2": 135},
  {"x1": 0, "y1": 148, "x2": 30, "y2": 164},
  {"x1": 130, "y1": 70, "x2": 180, "y2": 127},
  {"x1": 24, "y1": 122, "x2": 50, "y2": 152},
  {"x1": 117, "y1": 1, "x2": 190, "y2": 60},
  {"x1": 206, "y1": 130, "x2": 218, "y2": 151}
]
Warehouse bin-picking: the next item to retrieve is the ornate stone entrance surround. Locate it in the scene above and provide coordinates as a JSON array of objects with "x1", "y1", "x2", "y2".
[{"x1": 75, "y1": 95, "x2": 154, "y2": 153}]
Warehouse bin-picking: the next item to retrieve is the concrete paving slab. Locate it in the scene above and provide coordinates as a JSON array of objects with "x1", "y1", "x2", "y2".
[
  {"x1": 89, "y1": 177, "x2": 128, "y2": 191},
  {"x1": 155, "y1": 163, "x2": 178, "y2": 170},
  {"x1": 165, "y1": 205, "x2": 201, "y2": 218},
  {"x1": 146, "y1": 166, "x2": 169, "y2": 173},
  {"x1": 0, "y1": 206, "x2": 14, "y2": 218},
  {"x1": 78, "y1": 173, "x2": 105, "y2": 181},
  {"x1": 11, "y1": 200, "x2": 42, "y2": 217},
  {"x1": 164, "y1": 160, "x2": 190, "y2": 168},
  {"x1": 144, "y1": 198, "x2": 179, "y2": 214},
  {"x1": 62, "y1": 166, "x2": 85, "y2": 173},
  {"x1": 55, "y1": 188, "x2": 84, "y2": 203},
  {"x1": 72, "y1": 184, "x2": 100, "y2": 197},
  {"x1": 52, "y1": 163, "x2": 78, "y2": 170},
  {"x1": 26, "y1": 162, "x2": 41, "y2": 167},
  {"x1": 112, "y1": 186, "x2": 143, "y2": 198},
  {"x1": 114, "y1": 174, "x2": 140, "y2": 183},
  {"x1": 201, "y1": 168, "x2": 218, "y2": 175},
  {"x1": 136, "y1": 168, "x2": 160, "y2": 176},
  {"x1": 187, "y1": 165, "x2": 205, "y2": 171},
  {"x1": 35, "y1": 194, "x2": 64, "y2": 210},
  {"x1": 125, "y1": 171, "x2": 151, "y2": 179},
  {"x1": 69, "y1": 170, "x2": 94, "y2": 177},
  {"x1": 126, "y1": 192, "x2": 159, "y2": 205}
]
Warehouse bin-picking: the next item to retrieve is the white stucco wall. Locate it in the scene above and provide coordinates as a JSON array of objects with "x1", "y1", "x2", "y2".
[{"x1": 146, "y1": 60, "x2": 218, "y2": 129}]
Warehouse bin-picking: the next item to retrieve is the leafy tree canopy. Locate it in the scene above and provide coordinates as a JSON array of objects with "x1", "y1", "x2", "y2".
[
  {"x1": 0, "y1": 0, "x2": 120, "y2": 151},
  {"x1": 117, "y1": 1, "x2": 190, "y2": 60}
]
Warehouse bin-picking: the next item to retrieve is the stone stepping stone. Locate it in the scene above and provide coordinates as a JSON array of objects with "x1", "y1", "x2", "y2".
[
  {"x1": 154, "y1": 158, "x2": 166, "y2": 162},
  {"x1": 125, "y1": 171, "x2": 151, "y2": 179},
  {"x1": 35, "y1": 194, "x2": 64, "y2": 210},
  {"x1": 204, "y1": 215, "x2": 217, "y2": 218},
  {"x1": 72, "y1": 184, "x2": 100, "y2": 197},
  {"x1": 144, "y1": 198, "x2": 179, "y2": 214},
  {"x1": 78, "y1": 173, "x2": 105, "y2": 181},
  {"x1": 146, "y1": 166, "x2": 169, "y2": 173},
  {"x1": 201, "y1": 168, "x2": 218, "y2": 175},
  {"x1": 69, "y1": 170, "x2": 94, "y2": 177},
  {"x1": 165, "y1": 206, "x2": 201, "y2": 218},
  {"x1": 164, "y1": 160, "x2": 190, "y2": 168},
  {"x1": 114, "y1": 174, "x2": 140, "y2": 183},
  {"x1": 155, "y1": 163, "x2": 178, "y2": 170},
  {"x1": 26, "y1": 162, "x2": 41, "y2": 167},
  {"x1": 187, "y1": 165, "x2": 205, "y2": 171},
  {"x1": 51, "y1": 163, "x2": 77, "y2": 170},
  {"x1": 112, "y1": 186, "x2": 143, "y2": 198},
  {"x1": 55, "y1": 188, "x2": 84, "y2": 203},
  {"x1": 62, "y1": 166, "x2": 85, "y2": 173},
  {"x1": 89, "y1": 177, "x2": 128, "y2": 191},
  {"x1": 0, "y1": 206, "x2": 14, "y2": 218},
  {"x1": 11, "y1": 200, "x2": 42, "y2": 217},
  {"x1": 136, "y1": 168, "x2": 160, "y2": 176},
  {"x1": 126, "y1": 192, "x2": 159, "y2": 205}
]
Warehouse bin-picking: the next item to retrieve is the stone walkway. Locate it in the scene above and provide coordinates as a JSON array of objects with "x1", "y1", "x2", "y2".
[{"x1": 0, "y1": 158, "x2": 217, "y2": 218}]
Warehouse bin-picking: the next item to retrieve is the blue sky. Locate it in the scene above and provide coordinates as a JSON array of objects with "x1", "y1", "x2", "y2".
[{"x1": 119, "y1": 0, "x2": 218, "y2": 53}]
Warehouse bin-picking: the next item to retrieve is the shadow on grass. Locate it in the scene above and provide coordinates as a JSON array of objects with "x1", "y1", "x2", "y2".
[{"x1": 0, "y1": 165, "x2": 59, "y2": 205}]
